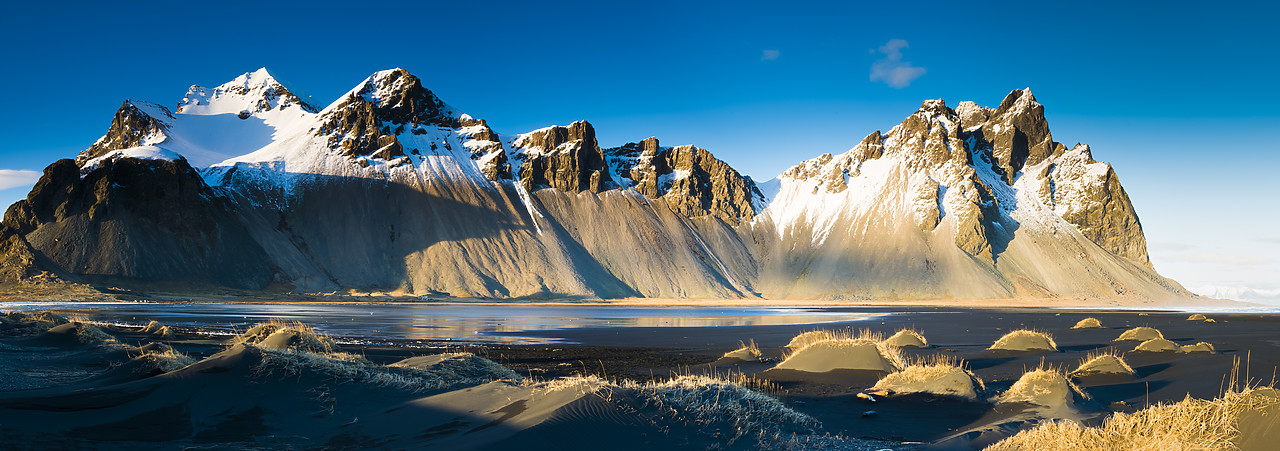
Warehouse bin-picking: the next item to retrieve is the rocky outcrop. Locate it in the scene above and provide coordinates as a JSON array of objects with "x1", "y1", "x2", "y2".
[
  {"x1": 606, "y1": 138, "x2": 762, "y2": 224},
  {"x1": 514, "y1": 121, "x2": 613, "y2": 193},
  {"x1": 972, "y1": 89, "x2": 1062, "y2": 182},
  {"x1": 1, "y1": 158, "x2": 273, "y2": 289},
  {"x1": 76, "y1": 101, "x2": 170, "y2": 165},
  {"x1": 315, "y1": 69, "x2": 460, "y2": 160},
  {"x1": 1035, "y1": 144, "x2": 1151, "y2": 266}
]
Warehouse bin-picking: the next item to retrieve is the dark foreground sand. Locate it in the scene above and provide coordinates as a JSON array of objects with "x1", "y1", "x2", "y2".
[{"x1": 1, "y1": 306, "x2": 1278, "y2": 449}]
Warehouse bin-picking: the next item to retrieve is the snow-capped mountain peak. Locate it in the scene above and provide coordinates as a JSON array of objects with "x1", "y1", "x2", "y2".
[{"x1": 178, "y1": 67, "x2": 319, "y2": 116}]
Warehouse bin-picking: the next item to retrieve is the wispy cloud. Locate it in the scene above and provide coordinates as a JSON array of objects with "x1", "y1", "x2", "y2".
[
  {"x1": 761, "y1": 49, "x2": 780, "y2": 61},
  {"x1": 870, "y1": 39, "x2": 926, "y2": 88},
  {"x1": 0, "y1": 169, "x2": 40, "y2": 191}
]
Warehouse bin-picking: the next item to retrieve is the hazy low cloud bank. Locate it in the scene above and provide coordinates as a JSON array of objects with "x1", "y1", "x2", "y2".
[{"x1": 0, "y1": 169, "x2": 40, "y2": 191}]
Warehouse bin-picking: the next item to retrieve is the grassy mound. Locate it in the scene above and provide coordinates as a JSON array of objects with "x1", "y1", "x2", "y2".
[
  {"x1": 1070, "y1": 350, "x2": 1135, "y2": 377},
  {"x1": 989, "y1": 329, "x2": 1058, "y2": 352},
  {"x1": 1115, "y1": 326, "x2": 1163, "y2": 342},
  {"x1": 719, "y1": 340, "x2": 764, "y2": 362},
  {"x1": 390, "y1": 352, "x2": 521, "y2": 382},
  {"x1": 1187, "y1": 313, "x2": 1208, "y2": 321},
  {"x1": 1181, "y1": 342, "x2": 1216, "y2": 353},
  {"x1": 232, "y1": 320, "x2": 338, "y2": 353},
  {"x1": 536, "y1": 374, "x2": 820, "y2": 448},
  {"x1": 884, "y1": 328, "x2": 928, "y2": 348},
  {"x1": 0, "y1": 311, "x2": 69, "y2": 336},
  {"x1": 774, "y1": 330, "x2": 904, "y2": 372},
  {"x1": 785, "y1": 329, "x2": 844, "y2": 350},
  {"x1": 987, "y1": 387, "x2": 1280, "y2": 450},
  {"x1": 997, "y1": 366, "x2": 1088, "y2": 409},
  {"x1": 139, "y1": 320, "x2": 174, "y2": 339},
  {"x1": 133, "y1": 344, "x2": 197, "y2": 372},
  {"x1": 255, "y1": 346, "x2": 518, "y2": 393},
  {"x1": 1134, "y1": 338, "x2": 1180, "y2": 353},
  {"x1": 1071, "y1": 317, "x2": 1103, "y2": 329},
  {"x1": 870, "y1": 356, "x2": 984, "y2": 400}
]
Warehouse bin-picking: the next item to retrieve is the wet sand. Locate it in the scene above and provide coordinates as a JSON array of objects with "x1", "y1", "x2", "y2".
[{"x1": 1, "y1": 306, "x2": 1277, "y2": 449}]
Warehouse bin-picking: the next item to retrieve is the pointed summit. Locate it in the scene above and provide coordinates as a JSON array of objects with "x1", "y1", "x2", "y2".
[
  {"x1": 178, "y1": 68, "x2": 319, "y2": 115},
  {"x1": 327, "y1": 68, "x2": 461, "y2": 127}
]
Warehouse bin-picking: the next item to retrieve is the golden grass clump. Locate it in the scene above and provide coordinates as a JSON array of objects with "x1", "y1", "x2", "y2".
[
  {"x1": 1181, "y1": 342, "x2": 1216, "y2": 353},
  {"x1": 1115, "y1": 326, "x2": 1163, "y2": 342},
  {"x1": 720, "y1": 340, "x2": 764, "y2": 362},
  {"x1": 996, "y1": 364, "x2": 1088, "y2": 408},
  {"x1": 66, "y1": 317, "x2": 115, "y2": 344},
  {"x1": 137, "y1": 347, "x2": 198, "y2": 372},
  {"x1": 140, "y1": 320, "x2": 174, "y2": 339},
  {"x1": 775, "y1": 329, "x2": 904, "y2": 373},
  {"x1": 884, "y1": 328, "x2": 928, "y2": 348},
  {"x1": 232, "y1": 320, "x2": 338, "y2": 353},
  {"x1": 986, "y1": 382, "x2": 1279, "y2": 451},
  {"x1": 988, "y1": 329, "x2": 1058, "y2": 352},
  {"x1": 1070, "y1": 317, "x2": 1103, "y2": 329},
  {"x1": 1070, "y1": 349, "x2": 1135, "y2": 377},
  {"x1": 870, "y1": 355, "x2": 984, "y2": 400},
  {"x1": 1187, "y1": 313, "x2": 1208, "y2": 321},
  {"x1": 1134, "y1": 338, "x2": 1180, "y2": 353}
]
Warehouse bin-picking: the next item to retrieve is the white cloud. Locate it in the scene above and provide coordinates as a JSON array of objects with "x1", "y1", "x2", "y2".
[
  {"x1": 0, "y1": 169, "x2": 40, "y2": 191},
  {"x1": 761, "y1": 49, "x2": 780, "y2": 61},
  {"x1": 870, "y1": 39, "x2": 926, "y2": 88}
]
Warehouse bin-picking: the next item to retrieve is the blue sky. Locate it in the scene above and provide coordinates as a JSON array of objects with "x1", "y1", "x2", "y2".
[{"x1": 1, "y1": 1, "x2": 1277, "y2": 301}]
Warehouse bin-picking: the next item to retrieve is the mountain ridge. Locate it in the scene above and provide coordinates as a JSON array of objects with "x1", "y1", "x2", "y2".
[{"x1": 0, "y1": 68, "x2": 1189, "y2": 302}]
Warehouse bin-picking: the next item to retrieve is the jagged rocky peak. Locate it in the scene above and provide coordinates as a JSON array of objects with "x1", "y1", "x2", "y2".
[
  {"x1": 314, "y1": 68, "x2": 464, "y2": 160},
  {"x1": 605, "y1": 137, "x2": 762, "y2": 224},
  {"x1": 1, "y1": 156, "x2": 273, "y2": 288},
  {"x1": 177, "y1": 68, "x2": 319, "y2": 116},
  {"x1": 976, "y1": 88, "x2": 1064, "y2": 182},
  {"x1": 514, "y1": 121, "x2": 614, "y2": 193},
  {"x1": 76, "y1": 100, "x2": 173, "y2": 166},
  {"x1": 1030, "y1": 143, "x2": 1151, "y2": 266}
]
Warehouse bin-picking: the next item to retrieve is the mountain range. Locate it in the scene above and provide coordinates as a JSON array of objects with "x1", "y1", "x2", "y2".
[{"x1": 0, "y1": 68, "x2": 1190, "y2": 301}]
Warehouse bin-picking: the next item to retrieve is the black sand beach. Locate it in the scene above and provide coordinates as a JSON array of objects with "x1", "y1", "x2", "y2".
[{"x1": 1, "y1": 306, "x2": 1278, "y2": 449}]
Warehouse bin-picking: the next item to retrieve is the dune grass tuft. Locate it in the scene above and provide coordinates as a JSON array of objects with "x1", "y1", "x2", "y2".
[
  {"x1": 720, "y1": 340, "x2": 764, "y2": 362},
  {"x1": 1070, "y1": 349, "x2": 1135, "y2": 377},
  {"x1": 996, "y1": 363, "x2": 1088, "y2": 407},
  {"x1": 232, "y1": 320, "x2": 338, "y2": 353},
  {"x1": 989, "y1": 329, "x2": 1058, "y2": 352},
  {"x1": 1181, "y1": 342, "x2": 1216, "y2": 353},
  {"x1": 1187, "y1": 313, "x2": 1208, "y2": 321},
  {"x1": 870, "y1": 355, "x2": 984, "y2": 400},
  {"x1": 776, "y1": 329, "x2": 905, "y2": 372},
  {"x1": 136, "y1": 347, "x2": 198, "y2": 372},
  {"x1": 1115, "y1": 326, "x2": 1164, "y2": 342},
  {"x1": 1071, "y1": 317, "x2": 1103, "y2": 329},
  {"x1": 884, "y1": 328, "x2": 928, "y2": 348},
  {"x1": 988, "y1": 361, "x2": 1279, "y2": 451},
  {"x1": 1134, "y1": 338, "x2": 1180, "y2": 353},
  {"x1": 254, "y1": 347, "x2": 519, "y2": 393}
]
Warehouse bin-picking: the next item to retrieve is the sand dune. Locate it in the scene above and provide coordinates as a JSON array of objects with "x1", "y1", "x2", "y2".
[
  {"x1": 1115, "y1": 326, "x2": 1163, "y2": 342},
  {"x1": 989, "y1": 329, "x2": 1058, "y2": 352}
]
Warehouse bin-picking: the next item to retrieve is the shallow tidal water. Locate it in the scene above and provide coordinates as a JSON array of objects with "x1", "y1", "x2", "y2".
[{"x1": 0, "y1": 302, "x2": 883, "y2": 344}]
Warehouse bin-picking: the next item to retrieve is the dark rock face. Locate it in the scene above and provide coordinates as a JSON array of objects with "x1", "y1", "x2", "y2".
[
  {"x1": 0, "y1": 158, "x2": 273, "y2": 289},
  {"x1": 978, "y1": 89, "x2": 1057, "y2": 182},
  {"x1": 516, "y1": 121, "x2": 614, "y2": 193},
  {"x1": 315, "y1": 69, "x2": 459, "y2": 160},
  {"x1": 607, "y1": 138, "x2": 761, "y2": 224},
  {"x1": 76, "y1": 101, "x2": 170, "y2": 165}
]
